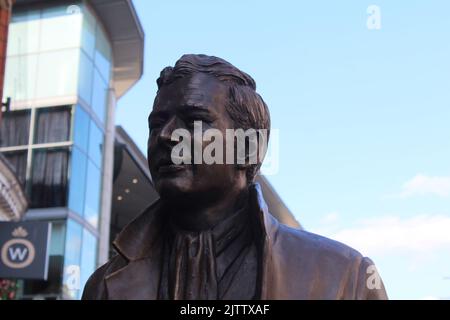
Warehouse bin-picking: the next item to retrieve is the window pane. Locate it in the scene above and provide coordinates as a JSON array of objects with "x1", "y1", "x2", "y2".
[
  {"x1": 7, "y1": 8, "x2": 41, "y2": 56},
  {"x1": 3, "y1": 151, "x2": 28, "y2": 186},
  {"x1": 63, "y1": 219, "x2": 82, "y2": 300},
  {"x1": 88, "y1": 121, "x2": 103, "y2": 168},
  {"x1": 81, "y1": 5, "x2": 96, "y2": 59},
  {"x1": 35, "y1": 107, "x2": 71, "y2": 144},
  {"x1": 0, "y1": 110, "x2": 31, "y2": 147},
  {"x1": 4, "y1": 54, "x2": 38, "y2": 101},
  {"x1": 22, "y1": 257, "x2": 64, "y2": 298},
  {"x1": 22, "y1": 221, "x2": 66, "y2": 299},
  {"x1": 69, "y1": 147, "x2": 87, "y2": 216},
  {"x1": 64, "y1": 219, "x2": 82, "y2": 269},
  {"x1": 40, "y1": 4, "x2": 82, "y2": 52},
  {"x1": 50, "y1": 221, "x2": 66, "y2": 256},
  {"x1": 84, "y1": 160, "x2": 100, "y2": 229},
  {"x1": 94, "y1": 25, "x2": 111, "y2": 83},
  {"x1": 36, "y1": 49, "x2": 79, "y2": 99},
  {"x1": 78, "y1": 51, "x2": 94, "y2": 105},
  {"x1": 73, "y1": 106, "x2": 89, "y2": 152},
  {"x1": 79, "y1": 229, "x2": 97, "y2": 299},
  {"x1": 30, "y1": 148, "x2": 69, "y2": 208},
  {"x1": 91, "y1": 69, "x2": 107, "y2": 123}
]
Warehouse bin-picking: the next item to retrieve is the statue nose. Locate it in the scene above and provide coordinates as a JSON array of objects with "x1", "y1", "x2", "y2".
[{"x1": 158, "y1": 116, "x2": 178, "y2": 146}]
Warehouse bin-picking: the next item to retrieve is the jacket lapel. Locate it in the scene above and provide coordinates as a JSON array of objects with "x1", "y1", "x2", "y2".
[
  {"x1": 105, "y1": 257, "x2": 161, "y2": 299},
  {"x1": 105, "y1": 200, "x2": 165, "y2": 300},
  {"x1": 247, "y1": 183, "x2": 280, "y2": 300},
  {"x1": 104, "y1": 183, "x2": 279, "y2": 300}
]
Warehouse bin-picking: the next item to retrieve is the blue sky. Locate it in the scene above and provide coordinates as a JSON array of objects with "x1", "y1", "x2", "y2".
[{"x1": 116, "y1": 0, "x2": 450, "y2": 299}]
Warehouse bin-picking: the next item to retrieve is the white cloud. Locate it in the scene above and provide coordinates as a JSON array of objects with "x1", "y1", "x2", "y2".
[
  {"x1": 320, "y1": 212, "x2": 340, "y2": 224},
  {"x1": 391, "y1": 174, "x2": 450, "y2": 198},
  {"x1": 311, "y1": 213, "x2": 450, "y2": 299},
  {"x1": 326, "y1": 214, "x2": 450, "y2": 256}
]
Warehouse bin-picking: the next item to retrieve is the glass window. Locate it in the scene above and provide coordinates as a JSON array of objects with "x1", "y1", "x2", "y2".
[
  {"x1": 0, "y1": 110, "x2": 31, "y2": 147},
  {"x1": 78, "y1": 51, "x2": 94, "y2": 105},
  {"x1": 7, "y1": 8, "x2": 41, "y2": 56},
  {"x1": 3, "y1": 151, "x2": 28, "y2": 186},
  {"x1": 68, "y1": 146, "x2": 87, "y2": 216},
  {"x1": 88, "y1": 120, "x2": 103, "y2": 168},
  {"x1": 84, "y1": 160, "x2": 101, "y2": 229},
  {"x1": 79, "y1": 229, "x2": 97, "y2": 299},
  {"x1": 94, "y1": 25, "x2": 112, "y2": 83},
  {"x1": 91, "y1": 69, "x2": 107, "y2": 123},
  {"x1": 4, "y1": 54, "x2": 38, "y2": 101},
  {"x1": 30, "y1": 148, "x2": 69, "y2": 208},
  {"x1": 64, "y1": 219, "x2": 82, "y2": 270},
  {"x1": 50, "y1": 221, "x2": 66, "y2": 256},
  {"x1": 73, "y1": 106, "x2": 89, "y2": 152},
  {"x1": 81, "y1": 5, "x2": 96, "y2": 59},
  {"x1": 35, "y1": 49, "x2": 79, "y2": 99},
  {"x1": 40, "y1": 3, "x2": 82, "y2": 52},
  {"x1": 63, "y1": 219, "x2": 82, "y2": 300},
  {"x1": 35, "y1": 107, "x2": 71, "y2": 144},
  {"x1": 21, "y1": 221, "x2": 66, "y2": 299}
]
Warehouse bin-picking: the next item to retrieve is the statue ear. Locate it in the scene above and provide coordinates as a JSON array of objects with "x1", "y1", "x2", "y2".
[
  {"x1": 235, "y1": 162, "x2": 253, "y2": 187},
  {"x1": 234, "y1": 131, "x2": 265, "y2": 176},
  {"x1": 236, "y1": 162, "x2": 251, "y2": 170},
  {"x1": 235, "y1": 136, "x2": 253, "y2": 171},
  {"x1": 236, "y1": 163, "x2": 258, "y2": 186}
]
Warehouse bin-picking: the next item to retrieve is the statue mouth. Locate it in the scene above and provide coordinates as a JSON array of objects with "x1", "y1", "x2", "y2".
[
  {"x1": 158, "y1": 164, "x2": 186, "y2": 174},
  {"x1": 156, "y1": 155, "x2": 186, "y2": 174}
]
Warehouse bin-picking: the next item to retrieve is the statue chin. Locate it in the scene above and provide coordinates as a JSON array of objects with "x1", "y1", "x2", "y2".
[{"x1": 155, "y1": 177, "x2": 195, "y2": 201}]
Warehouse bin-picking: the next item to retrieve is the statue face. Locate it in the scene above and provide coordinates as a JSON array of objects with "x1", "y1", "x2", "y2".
[{"x1": 148, "y1": 73, "x2": 243, "y2": 202}]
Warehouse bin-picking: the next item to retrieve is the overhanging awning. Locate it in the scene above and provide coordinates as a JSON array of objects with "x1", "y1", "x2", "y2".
[{"x1": 89, "y1": 0, "x2": 144, "y2": 98}]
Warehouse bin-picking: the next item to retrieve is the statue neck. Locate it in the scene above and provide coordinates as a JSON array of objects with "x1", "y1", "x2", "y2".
[{"x1": 163, "y1": 186, "x2": 249, "y2": 232}]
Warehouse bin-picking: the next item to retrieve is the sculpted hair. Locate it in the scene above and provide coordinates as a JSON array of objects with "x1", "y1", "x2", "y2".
[{"x1": 156, "y1": 54, "x2": 271, "y2": 183}]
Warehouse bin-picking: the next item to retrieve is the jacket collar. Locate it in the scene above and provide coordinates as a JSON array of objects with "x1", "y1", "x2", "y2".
[
  {"x1": 106, "y1": 183, "x2": 279, "y2": 299},
  {"x1": 112, "y1": 199, "x2": 164, "y2": 261}
]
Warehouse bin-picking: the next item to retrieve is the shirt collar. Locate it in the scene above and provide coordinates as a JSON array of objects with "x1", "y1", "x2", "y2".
[{"x1": 112, "y1": 183, "x2": 275, "y2": 261}]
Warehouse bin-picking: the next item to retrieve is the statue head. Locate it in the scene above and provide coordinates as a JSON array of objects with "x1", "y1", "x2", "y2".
[{"x1": 147, "y1": 54, "x2": 270, "y2": 212}]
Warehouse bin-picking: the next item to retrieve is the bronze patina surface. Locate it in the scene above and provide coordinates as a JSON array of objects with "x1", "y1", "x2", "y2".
[{"x1": 82, "y1": 54, "x2": 388, "y2": 300}]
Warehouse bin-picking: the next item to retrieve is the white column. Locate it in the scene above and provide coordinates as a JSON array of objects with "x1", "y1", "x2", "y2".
[{"x1": 97, "y1": 88, "x2": 116, "y2": 266}]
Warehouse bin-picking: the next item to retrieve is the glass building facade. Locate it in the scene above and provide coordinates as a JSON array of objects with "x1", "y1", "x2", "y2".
[{"x1": 0, "y1": 0, "x2": 112, "y2": 299}]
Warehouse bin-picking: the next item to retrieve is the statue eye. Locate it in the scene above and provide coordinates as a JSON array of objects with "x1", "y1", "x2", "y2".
[
  {"x1": 186, "y1": 117, "x2": 199, "y2": 128},
  {"x1": 149, "y1": 119, "x2": 165, "y2": 133},
  {"x1": 179, "y1": 115, "x2": 196, "y2": 129},
  {"x1": 184, "y1": 115, "x2": 212, "y2": 129}
]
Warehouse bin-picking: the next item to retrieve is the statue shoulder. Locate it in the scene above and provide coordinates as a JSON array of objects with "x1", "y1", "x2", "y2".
[
  {"x1": 275, "y1": 224, "x2": 364, "y2": 261},
  {"x1": 271, "y1": 224, "x2": 388, "y2": 299}
]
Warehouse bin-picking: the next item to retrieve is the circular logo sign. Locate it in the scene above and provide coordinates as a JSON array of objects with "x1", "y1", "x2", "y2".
[{"x1": 1, "y1": 238, "x2": 36, "y2": 269}]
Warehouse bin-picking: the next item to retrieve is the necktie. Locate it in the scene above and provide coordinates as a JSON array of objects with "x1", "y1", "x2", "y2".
[{"x1": 168, "y1": 230, "x2": 218, "y2": 299}]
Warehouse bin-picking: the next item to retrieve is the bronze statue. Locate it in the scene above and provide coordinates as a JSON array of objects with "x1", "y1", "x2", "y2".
[{"x1": 82, "y1": 54, "x2": 388, "y2": 300}]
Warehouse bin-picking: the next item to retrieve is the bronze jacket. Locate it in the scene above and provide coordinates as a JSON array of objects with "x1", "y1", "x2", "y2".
[{"x1": 82, "y1": 184, "x2": 388, "y2": 300}]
